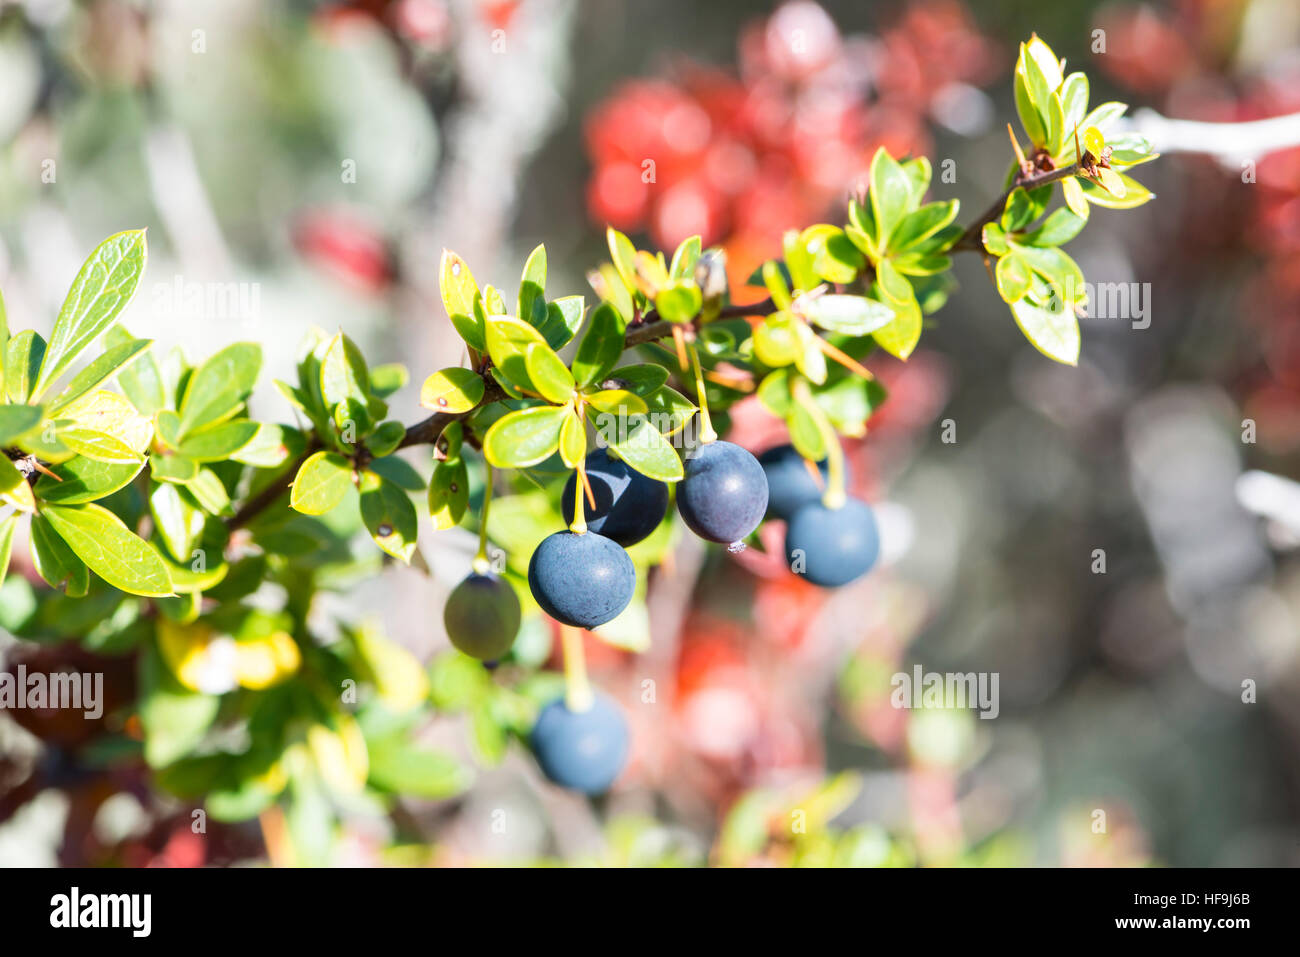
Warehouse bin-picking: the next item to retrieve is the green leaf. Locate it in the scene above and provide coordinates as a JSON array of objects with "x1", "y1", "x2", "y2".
[
  {"x1": 359, "y1": 470, "x2": 418, "y2": 563},
  {"x1": 1019, "y1": 207, "x2": 1086, "y2": 246},
  {"x1": 367, "y1": 739, "x2": 471, "y2": 799},
  {"x1": 995, "y1": 253, "x2": 1033, "y2": 303},
  {"x1": 319, "y1": 333, "x2": 370, "y2": 412},
  {"x1": 589, "y1": 263, "x2": 635, "y2": 324},
  {"x1": 47, "y1": 338, "x2": 152, "y2": 415},
  {"x1": 366, "y1": 421, "x2": 405, "y2": 458},
  {"x1": 57, "y1": 427, "x2": 143, "y2": 465},
  {"x1": 535, "y1": 296, "x2": 585, "y2": 351},
  {"x1": 139, "y1": 642, "x2": 219, "y2": 768},
  {"x1": 794, "y1": 323, "x2": 827, "y2": 385},
  {"x1": 1060, "y1": 72, "x2": 1089, "y2": 131},
  {"x1": 106, "y1": 326, "x2": 166, "y2": 416},
  {"x1": 482, "y1": 405, "x2": 569, "y2": 468},
  {"x1": 606, "y1": 228, "x2": 640, "y2": 292},
  {"x1": 1000, "y1": 187, "x2": 1039, "y2": 232},
  {"x1": 1079, "y1": 101, "x2": 1127, "y2": 135},
  {"x1": 33, "y1": 230, "x2": 148, "y2": 399},
  {"x1": 0, "y1": 513, "x2": 16, "y2": 588},
  {"x1": 369, "y1": 363, "x2": 408, "y2": 399},
  {"x1": 1023, "y1": 35, "x2": 1063, "y2": 106},
  {"x1": 151, "y1": 454, "x2": 200, "y2": 484},
  {"x1": 185, "y1": 468, "x2": 233, "y2": 515},
  {"x1": 571, "y1": 303, "x2": 625, "y2": 388},
  {"x1": 178, "y1": 342, "x2": 262, "y2": 437},
  {"x1": 1081, "y1": 172, "x2": 1155, "y2": 209},
  {"x1": 0, "y1": 403, "x2": 45, "y2": 445},
  {"x1": 559, "y1": 410, "x2": 586, "y2": 468},
  {"x1": 150, "y1": 481, "x2": 205, "y2": 564},
  {"x1": 805, "y1": 295, "x2": 895, "y2": 336},
  {"x1": 35, "y1": 456, "x2": 145, "y2": 504},
  {"x1": 891, "y1": 253, "x2": 951, "y2": 277},
  {"x1": 290, "y1": 451, "x2": 354, "y2": 515},
  {"x1": 670, "y1": 235, "x2": 703, "y2": 280},
  {"x1": 891, "y1": 200, "x2": 959, "y2": 252},
  {"x1": 654, "y1": 282, "x2": 702, "y2": 323},
  {"x1": 0, "y1": 456, "x2": 33, "y2": 513},
  {"x1": 450, "y1": 310, "x2": 487, "y2": 354},
  {"x1": 229, "y1": 423, "x2": 306, "y2": 468},
  {"x1": 810, "y1": 230, "x2": 865, "y2": 284},
  {"x1": 584, "y1": 389, "x2": 647, "y2": 415},
  {"x1": 605, "y1": 364, "x2": 668, "y2": 396},
  {"x1": 753, "y1": 314, "x2": 802, "y2": 367},
  {"x1": 428, "y1": 459, "x2": 469, "y2": 530},
  {"x1": 5, "y1": 330, "x2": 46, "y2": 403},
  {"x1": 368, "y1": 454, "x2": 424, "y2": 492},
  {"x1": 757, "y1": 369, "x2": 793, "y2": 418},
  {"x1": 1061, "y1": 175, "x2": 1090, "y2": 219},
  {"x1": 607, "y1": 416, "x2": 683, "y2": 481},
  {"x1": 42, "y1": 503, "x2": 173, "y2": 597},
  {"x1": 641, "y1": 386, "x2": 696, "y2": 436},
  {"x1": 176, "y1": 419, "x2": 259, "y2": 462},
  {"x1": 982, "y1": 222, "x2": 1010, "y2": 256},
  {"x1": 524, "y1": 343, "x2": 575, "y2": 403},
  {"x1": 420, "y1": 367, "x2": 485, "y2": 414},
  {"x1": 872, "y1": 261, "x2": 923, "y2": 360},
  {"x1": 518, "y1": 244, "x2": 548, "y2": 331},
  {"x1": 869, "y1": 148, "x2": 913, "y2": 249},
  {"x1": 788, "y1": 397, "x2": 827, "y2": 461},
  {"x1": 30, "y1": 513, "x2": 89, "y2": 596},
  {"x1": 485, "y1": 316, "x2": 553, "y2": 393},
  {"x1": 1010, "y1": 297, "x2": 1080, "y2": 365}
]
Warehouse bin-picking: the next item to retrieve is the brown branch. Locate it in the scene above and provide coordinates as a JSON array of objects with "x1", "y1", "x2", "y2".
[
  {"x1": 953, "y1": 163, "x2": 1081, "y2": 252},
  {"x1": 224, "y1": 300, "x2": 777, "y2": 532}
]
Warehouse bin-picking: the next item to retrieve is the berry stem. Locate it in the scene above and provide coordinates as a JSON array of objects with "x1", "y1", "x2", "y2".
[
  {"x1": 569, "y1": 456, "x2": 588, "y2": 535},
  {"x1": 473, "y1": 462, "x2": 494, "y2": 574},
  {"x1": 687, "y1": 339, "x2": 717, "y2": 444},
  {"x1": 561, "y1": 624, "x2": 593, "y2": 713},
  {"x1": 793, "y1": 378, "x2": 846, "y2": 509}
]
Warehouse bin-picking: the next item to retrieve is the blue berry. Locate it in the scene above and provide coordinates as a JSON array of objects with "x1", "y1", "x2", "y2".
[
  {"x1": 758, "y1": 443, "x2": 842, "y2": 520},
  {"x1": 527, "y1": 530, "x2": 635, "y2": 629},
  {"x1": 561, "y1": 448, "x2": 669, "y2": 547},
  {"x1": 530, "y1": 691, "x2": 630, "y2": 794},
  {"x1": 676, "y1": 440, "x2": 769, "y2": 545},
  {"x1": 784, "y1": 498, "x2": 880, "y2": 587},
  {"x1": 443, "y1": 572, "x2": 521, "y2": 660}
]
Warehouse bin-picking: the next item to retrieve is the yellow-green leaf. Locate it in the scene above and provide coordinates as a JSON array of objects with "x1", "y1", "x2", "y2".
[
  {"x1": 359, "y1": 471, "x2": 418, "y2": 563},
  {"x1": 524, "y1": 343, "x2": 575, "y2": 403},
  {"x1": 33, "y1": 229, "x2": 148, "y2": 399},
  {"x1": 42, "y1": 502, "x2": 173, "y2": 597},
  {"x1": 420, "y1": 367, "x2": 485, "y2": 414},
  {"x1": 482, "y1": 405, "x2": 568, "y2": 469},
  {"x1": 290, "y1": 450, "x2": 354, "y2": 515}
]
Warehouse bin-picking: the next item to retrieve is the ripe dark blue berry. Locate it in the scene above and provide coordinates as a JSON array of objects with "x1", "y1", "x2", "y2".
[
  {"x1": 530, "y1": 691, "x2": 630, "y2": 794},
  {"x1": 676, "y1": 440, "x2": 769, "y2": 545},
  {"x1": 784, "y1": 498, "x2": 880, "y2": 587},
  {"x1": 758, "y1": 444, "x2": 842, "y2": 520},
  {"x1": 527, "y1": 530, "x2": 636, "y2": 629},
  {"x1": 443, "y1": 572, "x2": 521, "y2": 660},
  {"x1": 561, "y1": 448, "x2": 669, "y2": 547}
]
